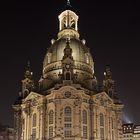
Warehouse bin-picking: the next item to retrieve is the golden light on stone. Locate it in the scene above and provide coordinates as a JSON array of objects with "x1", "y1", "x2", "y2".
[{"x1": 13, "y1": 2, "x2": 124, "y2": 140}]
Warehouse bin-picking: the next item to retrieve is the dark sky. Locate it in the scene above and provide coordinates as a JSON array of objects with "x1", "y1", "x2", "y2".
[{"x1": 0, "y1": 0, "x2": 140, "y2": 126}]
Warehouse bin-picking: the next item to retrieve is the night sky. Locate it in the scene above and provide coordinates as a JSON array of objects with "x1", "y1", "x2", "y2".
[{"x1": 0, "y1": 0, "x2": 140, "y2": 126}]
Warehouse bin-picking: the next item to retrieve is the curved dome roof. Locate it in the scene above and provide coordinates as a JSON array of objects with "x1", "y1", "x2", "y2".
[{"x1": 43, "y1": 38, "x2": 94, "y2": 70}]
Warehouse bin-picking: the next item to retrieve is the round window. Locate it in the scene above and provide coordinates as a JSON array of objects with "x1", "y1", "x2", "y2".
[{"x1": 64, "y1": 91, "x2": 71, "y2": 98}]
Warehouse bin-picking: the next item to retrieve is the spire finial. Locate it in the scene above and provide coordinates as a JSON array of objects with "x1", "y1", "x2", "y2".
[
  {"x1": 67, "y1": 0, "x2": 71, "y2": 6},
  {"x1": 27, "y1": 61, "x2": 30, "y2": 69},
  {"x1": 24, "y1": 61, "x2": 33, "y2": 79}
]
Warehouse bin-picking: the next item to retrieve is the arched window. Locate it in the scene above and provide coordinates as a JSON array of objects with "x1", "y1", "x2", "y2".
[
  {"x1": 65, "y1": 107, "x2": 72, "y2": 116},
  {"x1": 64, "y1": 107, "x2": 72, "y2": 138},
  {"x1": 49, "y1": 110, "x2": 54, "y2": 125},
  {"x1": 100, "y1": 113, "x2": 104, "y2": 140},
  {"x1": 83, "y1": 110, "x2": 88, "y2": 139}
]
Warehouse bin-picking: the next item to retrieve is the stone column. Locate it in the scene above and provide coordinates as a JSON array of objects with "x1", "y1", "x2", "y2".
[
  {"x1": 54, "y1": 99, "x2": 62, "y2": 138},
  {"x1": 89, "y1": 99, "x2": 94, "y2": 140},
  {"x1": 95, "y1": 106, "x2": 99, "y2": 140},
  {"x1": 73, "y1": 98, "x2": 82, "y2": 139},
  {"x1": 116, "y1": 109, "x2": 123, "y2": 140},
  {"x1": 38, "y1": 103, "x2": 45, "y2": 140}
]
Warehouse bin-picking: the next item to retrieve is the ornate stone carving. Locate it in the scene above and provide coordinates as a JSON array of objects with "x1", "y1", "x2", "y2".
[
  {"x1": 31, "y1": 98, "x2": 38, "y2": 107},
  {"x1": 74, "y1": 98, "x2": 82, "y2": 106}
]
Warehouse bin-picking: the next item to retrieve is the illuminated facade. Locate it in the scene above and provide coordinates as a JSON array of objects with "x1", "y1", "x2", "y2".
[{"x1": 13, "y1": 1, "x2": 124, "y2": 140}]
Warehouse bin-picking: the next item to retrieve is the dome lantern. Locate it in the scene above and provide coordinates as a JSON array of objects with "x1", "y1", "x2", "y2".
[
  {"x1": 58, "y1": 1, "x2": 79, "y2": 39},
  {"x1": 58, "y1": 10, "x2": 78, "y2": 31}
]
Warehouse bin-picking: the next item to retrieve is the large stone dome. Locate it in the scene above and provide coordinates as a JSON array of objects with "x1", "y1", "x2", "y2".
[
  {"x1": 43, "y1": 37, "x2": 94, "y2": 75},
  {"x1": 39, "y1": 9, "x2": 96, "y2": 91},
  {"x1": 44, "y1": 38, "x2": 93, "y2": 65}
]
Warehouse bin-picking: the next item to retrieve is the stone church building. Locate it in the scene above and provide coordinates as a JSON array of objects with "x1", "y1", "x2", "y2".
[{"x1": 13, "y1": 1, "x2": 124, "y2": 140}]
